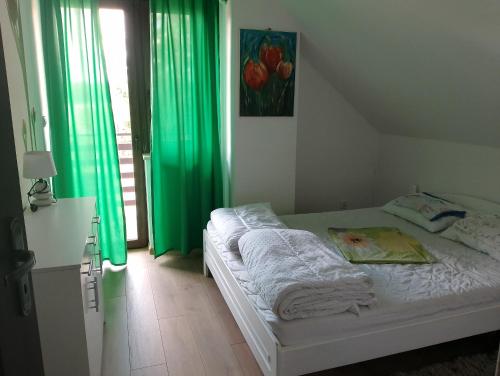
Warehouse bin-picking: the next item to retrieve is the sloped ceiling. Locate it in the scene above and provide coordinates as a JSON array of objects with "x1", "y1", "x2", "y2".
[{"x1": 280, "y1": 0, "x2": 500, "y2": 147}]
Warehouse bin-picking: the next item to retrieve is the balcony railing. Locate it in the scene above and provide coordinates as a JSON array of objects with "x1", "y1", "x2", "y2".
[
  {"x1": 116, "y1": 132, "x2": 137, "y2": 240},
  {"x1": 117, "y1": 132, "x2": 136, "y2": 207}
]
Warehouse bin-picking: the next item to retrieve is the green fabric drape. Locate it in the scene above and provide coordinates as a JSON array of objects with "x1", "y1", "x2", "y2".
[
  {"x1": 40, "y1": 0, "x2": 127, "y2": 265},
  {"x1": 150, "y1": 0, "x2": 223, "y2": 256}
]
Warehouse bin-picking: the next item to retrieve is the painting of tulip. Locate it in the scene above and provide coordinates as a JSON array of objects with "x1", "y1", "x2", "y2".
[{"x1": 240, "y1": 29, "x2": 297, "y2": 116}]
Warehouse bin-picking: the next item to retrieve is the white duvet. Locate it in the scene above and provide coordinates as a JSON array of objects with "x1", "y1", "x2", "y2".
[{"x1": 238, "y1": 229, "x2": 375, "y2": 320}]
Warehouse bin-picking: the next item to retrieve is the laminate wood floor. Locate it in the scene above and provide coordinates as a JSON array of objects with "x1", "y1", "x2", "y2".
[
  {"x1": 102, "y1": 249, "x2": 499, "y2": 376},
  {"x1": 102, "y1": 249, "x2": 260, "y2": 376}
]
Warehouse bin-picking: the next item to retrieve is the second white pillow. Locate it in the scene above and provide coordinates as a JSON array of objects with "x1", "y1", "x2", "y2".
[{"x1": 441, "y1": 214, "x2": 500, "y2": 262}]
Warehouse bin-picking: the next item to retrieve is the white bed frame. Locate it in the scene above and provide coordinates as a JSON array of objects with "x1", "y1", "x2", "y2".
[{"x1": 203, "y1": 230, "x2": 500, "y2": 376}]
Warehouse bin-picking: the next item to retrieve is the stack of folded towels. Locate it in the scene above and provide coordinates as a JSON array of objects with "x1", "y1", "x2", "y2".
[{"x1": 210, "y1": 203, "x2": 376, "y2": 320}]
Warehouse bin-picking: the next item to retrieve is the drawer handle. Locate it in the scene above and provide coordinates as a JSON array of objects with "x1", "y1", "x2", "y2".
[
  {"x1": 81, "y1": 260, "x2": 93, "y2": 276},
  {"x1": 86, "y1": 235, "x2": 102, "y2": 273},
  {"x1": 92, "y1": 216, "x2": 101, "y2": 224},
  {"x1": 87, "y1": 276, "x2": 100, "y2": 312},
  {"x1": 86, "y1": 235, "x2": 97, "y2": 245},
  {"x1": 92, "y1": 250, "x2": 103, "y2": 274}
]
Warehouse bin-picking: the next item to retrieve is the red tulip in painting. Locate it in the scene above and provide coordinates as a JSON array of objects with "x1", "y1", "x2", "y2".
[
  {"x1": 243, "y1": 59, "x2": 269, "y2": 91},
  {"x1": 259, "y1": 44, "x2": 283, "y2": 73}
]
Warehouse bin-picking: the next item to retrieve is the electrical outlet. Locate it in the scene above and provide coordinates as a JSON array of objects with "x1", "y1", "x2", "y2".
[{"x1": 340, "y1": 200, "x2": 348, "y2": 210}]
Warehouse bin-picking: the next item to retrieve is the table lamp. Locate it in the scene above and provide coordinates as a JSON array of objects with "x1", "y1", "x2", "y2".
[{"x1": 23, "y1": 151, "x2": 58, "y2": 210}]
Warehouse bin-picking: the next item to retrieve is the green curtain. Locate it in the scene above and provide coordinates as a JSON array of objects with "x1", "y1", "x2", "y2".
[
  {"x1": 150, "y1": 0, "x2": 223, "y2": 256},
  {"x1": 40, "y1": 0, "x2": 127, "y2": 265}
]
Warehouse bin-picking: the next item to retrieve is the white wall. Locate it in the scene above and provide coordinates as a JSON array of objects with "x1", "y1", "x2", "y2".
[
  {"x1": 375, "y1": 135, "x2": 500, "y2": 205},
  {"x1": 229, "y1": 0, "x2": 381, "y2": 215},
  {"x1": 295, "y1": 56, "x2": 379, "y2": 213},
  {"x1": 1, "y1": 0, "x2": 31, "y2": 207},
  {"x1": 1, "y1": 0, "x2": 46, "y2": 208},
  {"x1": 21, "y1": 0, "x2": 46, "y2": 151},
  {"x1": 229, "y1": 0, "x2": 300, "y2": 214}
]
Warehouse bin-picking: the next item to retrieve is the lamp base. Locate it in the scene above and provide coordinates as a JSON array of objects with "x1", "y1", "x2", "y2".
[
  {"x1": 28, "y1": 179, "x2": 56, "y2": 208},
  {"x1": 31, "y1": 197, "x2": 56, "y2": 207}
]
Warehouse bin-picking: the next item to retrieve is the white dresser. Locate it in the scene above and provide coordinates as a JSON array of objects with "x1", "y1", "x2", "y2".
[{"x1": 25, "y1": 197, "x2": 104, "y2": 376}]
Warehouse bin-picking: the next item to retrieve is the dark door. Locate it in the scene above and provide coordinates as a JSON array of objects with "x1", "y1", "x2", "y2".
[{"x1": 0, "y1": 28, "x2": 45, "y2": 375}]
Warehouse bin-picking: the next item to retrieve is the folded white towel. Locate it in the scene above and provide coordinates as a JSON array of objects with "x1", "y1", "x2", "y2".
[
  {"x1": 239, "y1": 229, "x2": 376, "y2": 320},
  {"x1": 210, "y1": 203, "x2": 286, "y2": 252}
]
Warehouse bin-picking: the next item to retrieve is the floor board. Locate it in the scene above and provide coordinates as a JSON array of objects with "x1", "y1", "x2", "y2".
[
  {"x1": 186, "y1": 311, "x2": 243, "y2": 376},
  {"x1": 215, "y1": 309, "x2": 246, "y2": 345},
  {"x1": 126, "y1": 265, "x2": 166, "y2": 369},
  {"x1": 131, "y1": 364, "x2": 169, "y2": 376},
  {"x1": 158, "y1": 316, "x2": 205, "y2": 376},
  {"x1": 232, "y1": 343, "x2": 263, "y2": 376},
  {"x1": 102, "y1": 296, "x2": 130, "y2": 376}
]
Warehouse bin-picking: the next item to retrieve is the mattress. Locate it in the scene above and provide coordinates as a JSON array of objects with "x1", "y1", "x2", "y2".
[{"x1": 206, "y1": 207, "x2": 500, "y2": 347}]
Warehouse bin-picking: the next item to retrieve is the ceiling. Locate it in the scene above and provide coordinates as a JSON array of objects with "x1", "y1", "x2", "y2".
[{"x1": 280, "y1": 0, "x2": 500, "y2": 147}]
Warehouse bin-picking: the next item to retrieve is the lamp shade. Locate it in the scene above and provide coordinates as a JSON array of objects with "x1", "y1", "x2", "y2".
[{"x1": 23, "y1": 151, "x2": 58, "y2": 179}]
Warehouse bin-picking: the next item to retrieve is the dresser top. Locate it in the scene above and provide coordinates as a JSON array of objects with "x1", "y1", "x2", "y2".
[{"x1": 24, "y1": 197, "x2": 96, "y2": 272}]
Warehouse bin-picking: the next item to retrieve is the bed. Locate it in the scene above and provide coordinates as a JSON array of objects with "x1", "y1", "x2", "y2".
[{"x1": 203, "y1": 202, "x2": 500, "y2": 376}]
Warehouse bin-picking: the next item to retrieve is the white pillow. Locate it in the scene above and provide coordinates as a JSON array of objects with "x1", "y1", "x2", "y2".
[
  {"x1": 383, "y1": 203, "x2": 459, "y2": 232},
  {"x1": 441, "y1": 214, "x2": 500, "y2": 262}
]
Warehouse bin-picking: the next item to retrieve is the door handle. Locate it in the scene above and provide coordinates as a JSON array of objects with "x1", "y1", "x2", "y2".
[
  {"x1": 4, "y1": 217, "x2": 36, "y2": 316},
  {"x1": 3, "y1": 250, "x2": 36, "y2": 316},
  {"x1": 4, "y1": 250, "x2": 36, "y2": 285}
]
